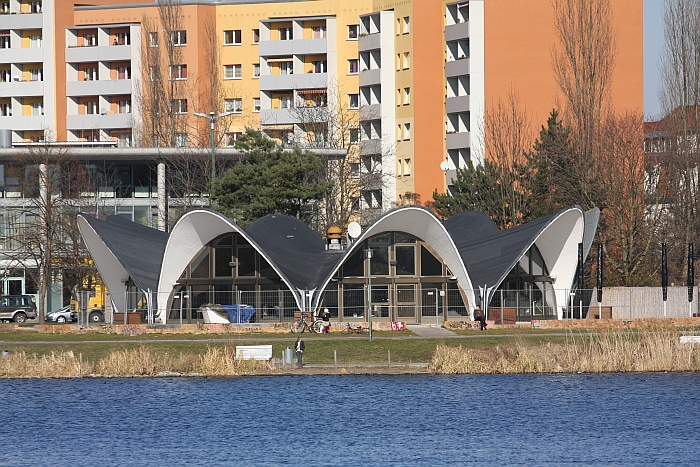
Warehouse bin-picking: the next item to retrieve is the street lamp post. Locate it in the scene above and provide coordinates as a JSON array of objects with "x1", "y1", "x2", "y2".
[
  {"x1": 193, "y1": 110, "x2": 236, "y2": 181},
  {"x1": 366, "y1": 248, "x2": 373, "y2": 341}
]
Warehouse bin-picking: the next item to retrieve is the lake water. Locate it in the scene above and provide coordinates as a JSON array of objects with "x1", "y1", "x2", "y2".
[{"x1": 1, "y1": 373, "x2": 699, "y2": 466}]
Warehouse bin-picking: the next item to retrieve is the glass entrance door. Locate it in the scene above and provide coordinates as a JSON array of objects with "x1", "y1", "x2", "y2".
[
  {"x1": 395, "y1": 284, "x2": 416, "y2": 322},
  {"x1": 4, "y1": 278, "x2": 23, "y2": 295}
]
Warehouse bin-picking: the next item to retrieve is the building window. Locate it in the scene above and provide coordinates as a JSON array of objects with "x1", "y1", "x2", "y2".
[
  {"x1": 312, "y1": 26, "x2": 327, "y2": 39},
  {"x1": 29, "y1": 1, "x2": 41, "y2": 13},
  {"x1": 362, "y1": 189, "x2": 382, "y2": 209},
  {"x1": 224, "y1": 98, "x2": 243, "y2": 113},
  {"x1": 252, "y1": 29, "x2": 260, "y2": 43},
  {"x1": 224, "y1": 30, "x2": 242, "y2": 45},
  {"x1": 170, "y1": 64, "x2": 187, "y2": 80},
  {"x1": 403, "y1": 123, "x2": 411, "y2": 140},
  {"x1": 117, "y1": 66, "x2": 131, "y2": 80},
  {"x1": 350, "y1": 128, "x2": 359, "y2": 144},
  {"x1": 171, "y1": 99, "x2": 188, "y2": 114},
  {"x1": 403, "y1": 17, "x2": 410, "y2": 34},
  {"x1": 84, "y1": 100, "x2": 98, "y2": 114},
  {"x1": 404, "y1": 158, "x2": 411, "y2": 176},
  {"x1": 348, "y1": 24, "x2": 358, "y2": 40},
  {"x1": 403, "y1": 87, "x2": 410, "y2": 105},
  {"x1": 31, "y1": 101, "x2": 44, "y2": 116},
  {"x1": 0, "y1": 31, "x2": 9, "y2": 49},
  {"x1": 0, "y1": 3, "x2": 9, "y2": 14},
  {"x1": 118, "y1": 100, "x2": 131, "y2": 113},
  {"x1": 0, "y1": 103, "x2": 12, "y2": 117},
  {"x1": 312, "y1": 61, "x2": 327, "y2": 73},
  {"x1": 253, "y1": 63, "x2": 260, "y2": 78},
  {"x1": 170, "y1": 30, "x2": 187, "y2": 46},
  {"x1": 30, "y1": 34, "x2": 42, "y2": 48},
  {"x1": 279, "y1": 27, "x2": 293, "y2": 41},
  {"x1": 253, "y1": 98, "x2": 260, "y2": 112},
  {"x1": 396, "y1": 54, "x2": 401, "y2": 71},
  {"x1": 226, "y1": 132, "x2": 242, "y2": 146},
  {"x1": 403, "y1": 52, "x2": 410, "y2": 69},
  {"x1": 224, "y1": 64, "x2": 242, "y2": 80},
  {"x1": 348, "y1": 94, "x2": 359, "y2": 109},
  {"x1": 280, "y1": 95, "x2": 292, "y2": 109},
  {"x1": 30, "y1": 68, "x2": 43, "y2": 81},
  {"x1": 114, "y1": 32, "x2": 130, "y2": 46},
  {"x1": 148, "y1": 67, "x2": 159, "y2": 81},
  {"x1": 279, "y1": 61, "x2": 293, "y2": 75},
  {"x1": 348, "y1": 59, "x2": 359, "y2": 74},
  {"x1": 83, "y1": 33, "x2": 96, "y2": 46},
  {"x1": 396, "y1": 89, "x2": 402, "y2": 106},
  {"x1": 174, "y1": 133, "x2": 188, "y2": 147},
  {"x1": 148, "y1": 32, "x2": 158, "y2": 47}
]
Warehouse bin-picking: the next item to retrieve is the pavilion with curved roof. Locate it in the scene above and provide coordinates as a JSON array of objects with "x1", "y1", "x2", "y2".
[{"x1": 77, "y1": 205, "x2": 598, "y2": 325}]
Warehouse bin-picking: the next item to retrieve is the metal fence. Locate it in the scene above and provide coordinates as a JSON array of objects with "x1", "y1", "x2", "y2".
[{"x1": 100, "y1": 285, "x2": 700, "y2": 325}]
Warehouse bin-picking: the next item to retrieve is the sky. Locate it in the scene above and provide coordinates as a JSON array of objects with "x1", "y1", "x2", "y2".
[{"x1": 644, "y1": 0, "x2": 664, "y2": 120}]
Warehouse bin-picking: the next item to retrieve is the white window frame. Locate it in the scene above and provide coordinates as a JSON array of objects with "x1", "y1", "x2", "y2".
[
  {"x1": 224, "y1": 64, "x2": 242, "y2": 80},
  {"x1": 170, "y1": 64, "x2": 187, "y2": 80},
  {"x1": 348, "y1": 24, "x2": 359, "y2": 40},
  {"x1": 31, "y1": 101, "x2": 44, "y2": 116},
  {"x1": 118, "y1": 100, "x2": 131, "y2": 114},
  {"x1": 279, "y1": 27, "x2": 293, "y2": 41},
  {"x1": 252, "y1": 29, "x2": 260, "y2": 44},
  {"x1": 174, "y1": 133, "x2": 188, "y2": 147},
  {"x1": 148, "y1": 32, "x2": 158, "y2": 47},
  {"x1": 30, "y1": 68, "x2": 42, "y2": 81},
  {"x1": 348, "y1": 59, "x2": 359, "y2": 75},
  {"x1": 253, "y1": 98, "x2": 260, "y2": 113},
  {"x1": 85, "y1": 100, "x2": 98, "y2": 115},
  {"x1": 224, "y1": 98, "x2": 243, "y2": 113},
  {"x1": 403, "y1": 16, "x2": 410, "y2": 34},
  {"x1": 403, "y1": 87, "x2": 410, "y2": 105},
  {"x1": 253, "y1": 63, "x2": 260, "y2": 78},
  {"x1": 170, "y1": 30, "x2": 187, "y2": 46},
  {"x1": 224, "y1": 30, "x2": 242, "y2": 45},
  {"x1": 30, "y1": 34, "x2": 42, "y2": 48},
  {"x1": 348, "y1": 94, "x2": 359, "y2": 109},
  {"x1": 172, "y1": 99, "x2": 188, "y2": 114}
]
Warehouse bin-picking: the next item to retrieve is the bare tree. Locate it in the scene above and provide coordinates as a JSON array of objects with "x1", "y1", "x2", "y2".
[
  {"x1": 596, "y1": 111, "x2": 662, "y2": 285},
  {"x1": 552, "y1": 0, "x2": 617, "y2": 209},
  {"x1": 658, "y1": 0, "x2": 700, "y2": 282},
  {"x1": 285, "y1": 79, "x2": 395, "y2": 232},
  {"x1": 3, "y1": 143, "x2": 116, "y2": 322}
]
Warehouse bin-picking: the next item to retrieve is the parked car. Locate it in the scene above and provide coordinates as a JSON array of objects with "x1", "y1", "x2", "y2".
[
  {"x1": 0, "y1": 295, "x2": 38, "y2": 323},
  {"x1": 46, "y1": 306, "x2": 77, "y2": 323}
]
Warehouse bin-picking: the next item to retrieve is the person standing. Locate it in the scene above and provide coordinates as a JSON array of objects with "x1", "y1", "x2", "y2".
[
  {"x1": 322, "y1": 308, "x2": 331, "y2": 334},
  {"x1": 474, "y1": 305, "x2": 487, "y2": 330},
  {"x1": 295, "y1": 337, "x2": 305, "y2": 368}
]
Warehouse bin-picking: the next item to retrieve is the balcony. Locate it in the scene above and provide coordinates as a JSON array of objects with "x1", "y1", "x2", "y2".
[
  {"x1": 259, "y1": 108, "x2": 298, "y2": 125},
  {"x1": 359, "y1": 103, "x2": 382, "y2": 121},
  {"x1": 66, "y1": 79, "x2": 133, "y2": 97},
  {"x1": 66, "y1": 44, "x2": 132, "y2": 63},
  {"x1": 66, "y1": 113, "x2": 133, "y2": 130},
  {"x1": 359, "y1": 139, "x2": 382, "y2": 155},
  {"x1": 258, "y1": 38, "x2": 327, "y2": 57},
  {"x1": 0, "y1": 80, "x2": 44, "y2": 97},
  {"x1": 259, "y1": 73, "x2": 327, "y2": 92},
  {"x1": 445, "y1": 21, "x2": 470, "y2": 42},
  {"x1": 445, "y1": 58, "x2": 470, "y2": 78},
  {"x1": 0, "y1": 13, "x2": 43, "y2": 29},
  {"x1": 359, "y1": 68, "x2": 381, "y2": 87},
  {"x1": 446, "y1": 95, "x2": 470, "y2": 114},
  {"x1": 0, "y1": 47, "x2": 43, "y2": 63},
  {"x1": 358, "y1": 33, "x2": 381, "y2": 52},
  {"x1": 445, "y1": 131, "x2": 470, "y2": 150},
  {"x1": 0, "y1": 115, "x2": 45, "y2": 130}
]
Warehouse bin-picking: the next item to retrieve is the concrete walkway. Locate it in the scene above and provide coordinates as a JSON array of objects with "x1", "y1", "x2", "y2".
[{"x1": 406, "y1": 324, "x2": 458, "y2": 338}]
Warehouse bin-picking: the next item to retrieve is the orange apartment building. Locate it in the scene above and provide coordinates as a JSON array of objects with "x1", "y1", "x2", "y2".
[{"x1": 0, "y1": 0, "x2": 643, "y2": 213}]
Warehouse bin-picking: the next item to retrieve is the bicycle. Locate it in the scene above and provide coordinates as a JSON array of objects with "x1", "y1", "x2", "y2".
[
  {"x1": 290, "y1": 312, "x2": 323, "y2": 334},
  {"x1": 340, "y1": 323, "x2": 369, "y2": 335}
]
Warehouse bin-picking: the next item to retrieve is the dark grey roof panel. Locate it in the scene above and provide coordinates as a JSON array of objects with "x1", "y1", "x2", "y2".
[
  {"x1": 445, "y1": 209, "x2": 572, "y2": 289},
  {"x1": 246, "y1": 214, "x2": 345, "y2": 290},
  {"x1": 79, "y1": 214, "x2": 168, "y2": 293}
]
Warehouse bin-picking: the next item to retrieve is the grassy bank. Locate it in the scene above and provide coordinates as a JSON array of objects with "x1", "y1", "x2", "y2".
[
  {"x1": 0, "y1": 346, "x2": 273, "y2": 378},
  {"x1": 429, "y1": 330, "x2": 700, "y2": 374},
  {"x1": 2, "y1": 329, "x2": 699, "y2": 377}
]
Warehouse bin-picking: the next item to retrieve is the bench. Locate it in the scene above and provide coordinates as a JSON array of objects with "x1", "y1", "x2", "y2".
[{"x1": 235, "y1": 345, "x2": 273, "y2": 360}]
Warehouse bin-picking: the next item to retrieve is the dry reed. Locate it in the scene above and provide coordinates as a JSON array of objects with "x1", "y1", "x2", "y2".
[
  {"x1": 429, "y1": 330, "x2": 700, "y2": 374},
  {"x1": 0, "y1": 345, "x2": 273, "y2": 378}
]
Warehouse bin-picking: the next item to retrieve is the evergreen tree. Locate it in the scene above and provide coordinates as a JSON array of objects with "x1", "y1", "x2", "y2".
[{"x1": 210, "y1": 129, "x2": 330, "y2": 227}]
